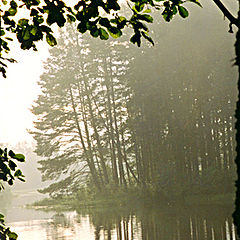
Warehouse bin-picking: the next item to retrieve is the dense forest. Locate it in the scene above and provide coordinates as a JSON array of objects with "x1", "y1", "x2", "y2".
[{"x1": 30, "y1": 7, "x2": 237, "y2": 201}]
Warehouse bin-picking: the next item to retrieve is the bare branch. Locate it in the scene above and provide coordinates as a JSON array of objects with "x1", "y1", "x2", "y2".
[{"x1": 212, "y1": 0, "x2": 239, "y2": 28}]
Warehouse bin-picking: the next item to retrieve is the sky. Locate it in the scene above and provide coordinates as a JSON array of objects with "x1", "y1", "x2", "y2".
[{"x1": 0, "y1": 42, "x2": 49, "y2": 145}]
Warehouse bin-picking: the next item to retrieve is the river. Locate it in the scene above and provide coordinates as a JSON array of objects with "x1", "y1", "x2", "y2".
[{"x1": 0, "y1": 190, "x2": 236, "y2": 240}]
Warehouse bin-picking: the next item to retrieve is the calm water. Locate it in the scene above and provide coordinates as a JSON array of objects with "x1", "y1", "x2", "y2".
[{"x1": 1, "y1": 191, "x2": 236, "y2": 240}]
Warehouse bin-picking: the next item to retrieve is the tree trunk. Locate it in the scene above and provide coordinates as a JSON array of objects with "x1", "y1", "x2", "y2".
[
  {"x1": 102, "y1": 58, "x2": 120, "y2": 186},
  {"x1": 79, "y1": 80, "x2": 109, "y2": 185},
  {"x1": 109, "y1": 72, "x2": 127, "y2": 187},
  {"x1": 69, "y1": 85, "x2": 101, "y2": 191},
  {"x1": 233, "y1": 8, "x2": 240, "y2": 238}
]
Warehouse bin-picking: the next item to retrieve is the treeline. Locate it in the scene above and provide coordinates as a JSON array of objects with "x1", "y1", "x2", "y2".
[{"x1": 30, "y1": 19, "x2": 237, "y2": 198}]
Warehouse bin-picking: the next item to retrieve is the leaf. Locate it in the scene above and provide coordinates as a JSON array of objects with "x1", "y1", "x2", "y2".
[
  {"x1": 10, "y1": 0, "x2": 17, "y2": 8},
  {"x1": 8, "y1": 232, "x2": 18, "y2": 239},
  {"x1": 135, "y1": 21, "x2": 148, "y2": 31},
  {"x1": 178, "y1": 6, "x2": 189, "y2": 18},
  {"x1": 162, "y1": 11, "x2": 173, "y2": 22},
  {"x1": 188, "y1": 0, "x2": 202, "y2": 7},
  {"x1": 77, "y1": 22, "x2": 87, "y2": 33},
  {"x1": 110, "y1": 19, "x2": 117, "y2": 25},
  {"x1": 46, "y1": 6, "x2": 66, "y2": 27},
  {"x1": 135, "y1": 2, "x2": 145, "y2": 12},
  {"x1": 17, "y1": 177, "x2": 25, "y2": 182},
  {"x1": 130, "y1": 33, "x2": 141, "y2": 47},
  {"x1": 36, "y1": 16, "x2": 44, "y2": 24},
  {"x1": 12, "y1": 154, "x2": 25, "y2": 162},
  {"x1": 67, "y1": 14, "x2": 76, "y2": 22},
  {"x1": 143, "y1": 9, "x2": 151, "y2": 13},
  {"x1": 21, "y1": 41, "x2": 33, "y2": 50},
  {"x1": 107, "y1": 0, "x2": 120, "y2": 11},
  {"x1": 0, "y1": 61, "x2": 7, "y2": 67},
  {"x1": 14, "y1": 169, "x2": 23, "y2": 177},
  {"x1": 22, "y1": 31, "x2": 31, "y2": 44},
  {"x1": 30, "y1": 8, "x2": 39, "y2": 16},
  {"x1": 137, "y1": 14, "x2": 153, "y2": 23},
  {"x1": 46, "y1": 33, "x2": 57, "y2": 47},
  {"x1": 30, "y1": 26, "x2": 38, "y2": 36},
  {"x1": 118, "y1": 16, "x2": 127, "y2": 23},
  {"x1": 6, "y1": 58, "x2": 16, "y2": 63},
  {"x1": 8, "y1": 8, "x2": 17, "y2": 16},
  {"x1": 99, "y1": 28, "x2": 109, "y2": 40},
  {"x1": 8, "y1": 150, "x2": 15, "y2": 158},
  {"x1": 0, "y1": 67, "x2": 7, "y2": 78},
  {"x1": 142, "y1": 32, "x2": 154, "y2": 45},
  {"x1": 172, "y1": 5, "x2": 177, "y2": 15},
  {"x1": 8, "y1": 160, "x2": 17, "y2": 171},
  {"x1": 107, "y1": 27, "x2": 122, "y2": 38},
  {"x1": 0, "y1": 173, "x2": 7, "y2": 181},
  {"x1": 0, "y1": 214, "x2": 4, "y2": 219},
  {"x1": 18, "y1": 18, "x2": 29, "y2": 27},
  {"x1": 8, "y1": 179, "x2": 13, "y2": 185},
  {"x1": 39, "y1": 25, "x2": 52, "y2": 33},
  {"x1": 99, "y1": 18, "x2": 111, "y2": 28},
  {"x1": 5, "y1": 37, "x2": 13, "y2": 41},
  {"x1": 90, "y1": 27, "x2": 99, "y2": 38}
]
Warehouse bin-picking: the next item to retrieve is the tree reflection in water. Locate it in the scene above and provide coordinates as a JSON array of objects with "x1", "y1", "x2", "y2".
[
  {"x1": 44, "y1": 212, "x2": 77, "y2": 240},
  {"x1": 76, "y1": 203, "x2": 236, "y2": 240},
  {"x1": 13, "y1": 203, "x2": 235, "y2": 239}
]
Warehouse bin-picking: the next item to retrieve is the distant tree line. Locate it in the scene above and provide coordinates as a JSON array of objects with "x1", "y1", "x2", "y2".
[{"x1": 30, "y1": 21, "x2": 236, "y2": 198}]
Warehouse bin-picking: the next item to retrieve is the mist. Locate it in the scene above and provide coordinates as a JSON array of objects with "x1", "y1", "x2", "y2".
[{"x1": 0, "y1": 0, "x2": 238, "y2": 239}]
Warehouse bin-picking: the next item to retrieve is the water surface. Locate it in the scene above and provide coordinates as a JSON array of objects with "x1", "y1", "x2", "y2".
[{"x1": 1, "y1": 191, "x2": 236, "y2": 240}]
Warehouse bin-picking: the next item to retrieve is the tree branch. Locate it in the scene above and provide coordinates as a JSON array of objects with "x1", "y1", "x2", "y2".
[{"x1": 212, "y1": 0, "x2": 239, "y2": 28}]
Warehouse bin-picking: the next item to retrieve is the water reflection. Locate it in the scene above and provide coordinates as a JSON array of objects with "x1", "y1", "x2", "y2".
[
  {"x1": 77, "y1": 204, "x2": 236, "y2": 240},
  {"x1": 8, "y1": 204, "x2": 236, "y2": 240},
  {"x1": 10, "y1": 212, "x2": 95, "y2": 240}
]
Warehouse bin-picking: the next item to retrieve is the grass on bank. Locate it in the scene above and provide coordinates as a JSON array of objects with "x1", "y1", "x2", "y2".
[{"x1": 29, "y1": 186, "x2": 235, "y2": 211}]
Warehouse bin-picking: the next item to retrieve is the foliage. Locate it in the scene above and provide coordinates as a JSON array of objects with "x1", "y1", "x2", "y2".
[
  {"x1": 0, "y1": 148, "x2": 25, "y2": 240},
  {"x1": 0, "y1": 148, "x2": 25, "y2": 189},
  {"x1": 0, "y1": 214, "x2": 18, "y2": 240},
  {"x1": 0, "y1": 0, "x2": 202, "y2": 77}
]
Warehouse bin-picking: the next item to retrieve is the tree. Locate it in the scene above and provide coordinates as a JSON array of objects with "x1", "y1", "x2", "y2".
[
  {"x1": 0, "y1": 148, "x2": 25, "y2": 240},
  {"x1": 126, "y1": 14, "x2": 237, "y2": 196},
  {"x1": 30, "y1": 25, "x2": 136, "y2": 195}
]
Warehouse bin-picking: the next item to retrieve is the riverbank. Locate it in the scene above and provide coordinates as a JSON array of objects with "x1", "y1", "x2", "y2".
[{"x1": 29, "y1": 188, "x2": 235, "y2": 212}]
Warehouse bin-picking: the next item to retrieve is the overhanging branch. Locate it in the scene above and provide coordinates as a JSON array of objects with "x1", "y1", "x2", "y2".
[{"x1": 212, "y1": 0, "x2": 239, "y2": 28}]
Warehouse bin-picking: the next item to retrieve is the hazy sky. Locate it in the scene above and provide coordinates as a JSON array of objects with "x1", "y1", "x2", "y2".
[{"x1": 0, "y1": 42, "x2": 49, "y2": 145}]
